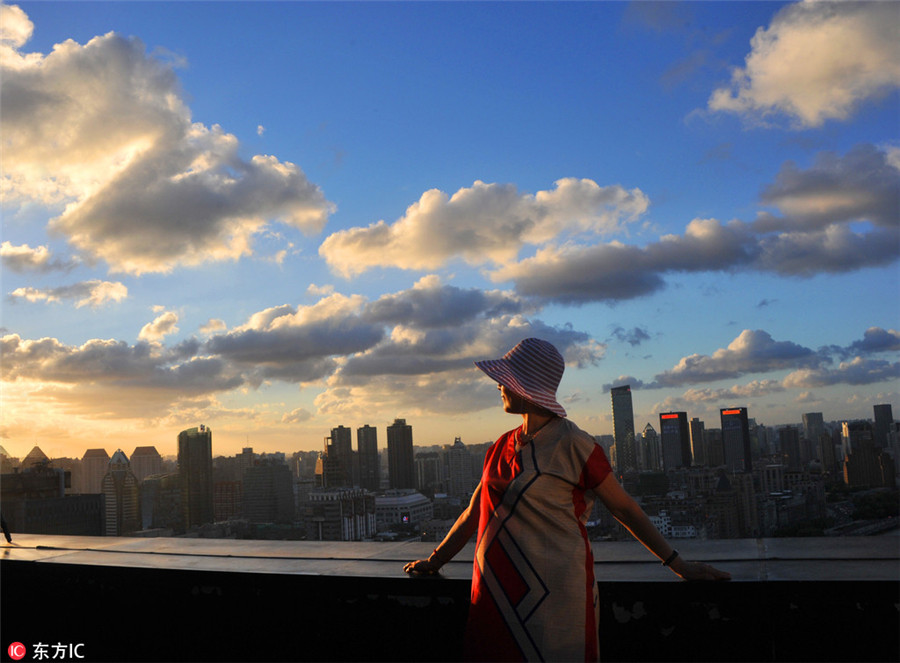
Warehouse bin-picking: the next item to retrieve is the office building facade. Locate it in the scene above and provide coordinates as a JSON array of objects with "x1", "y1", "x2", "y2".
[
  {"x1": 178, "y1": 425, "x2": 214, "y2": 529},
  {"x1": 387, "y1": 418, "x2": 415, "y2": 489},
  {"x1": 660, "y1": 412, "x2": 691, "y2": 471},
  {"x1": 611, "y1": 385, "x2": 637, "y2": 474},
  {"x1": 357, "y1": 425, "x2": 380, "y2": 492},
  {"x1": 720, "y1": 408, "x2": 752, "y2": 472},
  {"x1": 101, "y1": 449, "x2": 141, "y2": 536}
]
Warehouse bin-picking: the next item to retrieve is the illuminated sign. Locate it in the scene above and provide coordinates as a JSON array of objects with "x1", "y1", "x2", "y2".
[
  {"x1": 661, "y1": 414, "x2": 680, "y2": 419},
  {"x1": 721, "y1": 409, "x2": 744, "y2": 416}
]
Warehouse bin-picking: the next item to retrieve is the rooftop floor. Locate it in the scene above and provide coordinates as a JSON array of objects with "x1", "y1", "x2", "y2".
[{"x1": 1, "y1": 531, "x2": 897, "y2": 581}]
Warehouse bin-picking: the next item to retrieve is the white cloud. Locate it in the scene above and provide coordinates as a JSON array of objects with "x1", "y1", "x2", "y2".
[
  {"x1": 0, "y1": 241, "x2": 77, "y2": 273},
  {"x1": 319, "y1": 179, "x2": 648, "y2": 277},
  {"x1": 650, "y1": 329, "x2": 819, "y2": 388},
  {"x1": 0, "y1": 333, "x2": 244, "y2": 418},
  {"x1": 138, "y1": 311, "x2": 180, "y2": 342},
  {"x1": 708, "y1": 1, "x2": 900, "y2": 127},
  {"x1": 488, "y1": 144, "x2": 899, "y2": 304},
  {"x1": 8, "y1": 280, "x2": 127, "y2": 308},
  {"x1": 1, "y1": 8, "x2": 334, "y2": 274},
  {"x1": 199, "y1": 318, "x2": 227, "y2": 335}
]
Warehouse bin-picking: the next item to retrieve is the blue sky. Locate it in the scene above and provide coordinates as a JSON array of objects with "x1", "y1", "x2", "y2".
[{"x1": 1, "y1": 1, "x2": 898, "y2": 459}]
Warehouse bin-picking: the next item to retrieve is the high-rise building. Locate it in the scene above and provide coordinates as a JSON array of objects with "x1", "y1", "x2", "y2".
[
  {"x1": 842, "y1": 419, "x2": 896, "y2": 488},
  {"x1": 778, "y1": 427, "x2": 802, "y2": 470},
  {"x1": 446, "y1": 437, "x2": 475, "y2": 499},
  {"x1": 659, "y1": 412, "x2": 691, "y2": 471},
  {"x1": 802, "y1": 413, "x2": 825, "y2": 450},
  {"x1": 387, "y1": 418, "x2": 415, "y2": 489},
  {"x1": 611, "y1": 386, "x2": 637, "y2": 474},
  {"x1": 414, "y1": 452, "x2": 442, "y2": 496},
  {"x1": 101, "y1": 450, "x2": 141, "y2": 536},
  {"x1": 141, "y1": 473, "x2": 182, "y2": 531},
  {"x1": 720, "y1": 408, "x2": 752, "y2": 472},
  {"x1": 357, "y1": 425, "x2": 380, "y2": 492},
  {"x1": 873, "y1": 404, "x2": 894, "y2": 448},
  {"x1": 689, "y1": 418, "x2": 707, "y2": 467},
  {"x1": 178, "y1": 425, "x2": 214, "y2": 529},
  {"x1": 242, "y1": 460, "x2": 294, "y2": 523},
  {"x1": 81, "y1": 449, "x2": 110, "y2": 494},
  {"x1": 641, "y1": 423, "x2": 660, "y2": 472},
  {"x1": 236, "y1": 447, "x2": 256, "y2": 478},
  {"x1": 130, "y1": 446, "x2": 162, "y2": 482},
  {"x1": 323, "y1": 426, "x2": 354, "y2": 487}
]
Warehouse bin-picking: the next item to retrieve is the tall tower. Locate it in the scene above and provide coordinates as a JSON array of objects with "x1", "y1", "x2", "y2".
[
  {"x1": 611, "y1": 386, "x2": 637, "y2": 474},
  {"x1": 101, "y1": 449, "x2": 141, "y2": 536},
  {"x1": 324, "y1": 425, "x2": 354, "y2": 487},
  {"x1": 689, "y1": 418, "x2": 706, "y2": 467},
  {"x1": 387, "y1": 418, "x2": 415, "y2": 489},
  {"x1": 873, "y1": 404, "x2": 893, "y2": 448},
  {"x1": 720, "y1": 408, "x2": 752, "y2": 473},
  {"x1": 357, "y1": 425, "x2": 380, "y2": 492},
  {"x1": 178, "y1": 425, "x2": 214, "y2": 529},
  {"x1": 446, "y1": 437, "x2": 475, "y2": 498},
  {"x1": 660, "y1": 412, "x2": 691, "y2": 471},
  {"x1": 81, "y1": 448, "x2": 110, "y2": 493},
  {"x1": 641, "y1": 423, "x2": 660, "y2": 471},
  {"x1": 129, "y1": 446, "x2": 162, "y2": 482}
]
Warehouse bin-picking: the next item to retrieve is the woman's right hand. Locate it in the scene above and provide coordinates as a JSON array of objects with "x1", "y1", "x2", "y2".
[{"x1": 403, "y1": 558, "x2": 442, "y2": 575}]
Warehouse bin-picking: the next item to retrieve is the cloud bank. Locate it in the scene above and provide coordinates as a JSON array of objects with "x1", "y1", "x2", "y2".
[
  {"x1": 1, "y1": 7, "x2": 334, "y2": 275},
  {"x1": 708, "y1": 0, "x2": 900, "y2": 127}
]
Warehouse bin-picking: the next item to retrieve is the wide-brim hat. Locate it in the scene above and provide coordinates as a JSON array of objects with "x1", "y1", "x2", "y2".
[{"x1": 474, "y1": 337, "x2": 567, "y2": 418}]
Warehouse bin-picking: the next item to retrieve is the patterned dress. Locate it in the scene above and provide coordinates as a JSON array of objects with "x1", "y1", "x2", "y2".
[{"x1": 464, "y1": 417, "x2": 612, "y2": 662}]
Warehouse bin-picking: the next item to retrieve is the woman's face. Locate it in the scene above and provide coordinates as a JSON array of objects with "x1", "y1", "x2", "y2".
[{"x1": 499, "y1": 384, "x2": 530, "y2": 414}]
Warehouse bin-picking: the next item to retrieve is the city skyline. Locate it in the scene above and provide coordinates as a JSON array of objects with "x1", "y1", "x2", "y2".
[
  {"x1": 1, "y1": 1, "x2": 898, "y2": 459},
  {"x1": 2, "y1": 401, "x2": 891, "y2": 463}
]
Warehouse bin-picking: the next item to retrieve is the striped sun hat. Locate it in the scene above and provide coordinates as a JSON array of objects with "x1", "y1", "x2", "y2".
[{"x1": 474, "y1": 338, "x2": 567, "y2": 417}]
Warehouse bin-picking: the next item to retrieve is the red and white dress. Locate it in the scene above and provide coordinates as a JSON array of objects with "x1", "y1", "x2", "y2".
[{"x1": 464, "y1": 417, "x2": 612, "y2": 662}]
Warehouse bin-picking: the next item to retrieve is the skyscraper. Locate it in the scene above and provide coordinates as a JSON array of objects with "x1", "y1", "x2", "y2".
[
  {"x1": 242, "y1": 460, "x2": 294, "y2": 524},
  {"x1": 387, "y1": 418, "x2": 415, "y2": 489},
  {"x1": 720, "y1": 408, "x2": 752, "y2": 473},
  {"x1": 641, "y1": 423, "x2": 660, "y2": 472},
  {"x1": 873, "y1": 404, "x2": 893, "y2": 448},
  {"x1": 659, "y1": 412, "x2": 691, "y2": 471},
  {"x1": 178, "y1": 425, "x2": 214, "y2": 529},
  {"x1": 446, "y1": 437, "x2": 475, "y2": 499},
  {"x1": 81, "y1": 448, "x2": 110, "y2": 493},
  {"x1": 101, "y1": 450, "x2": 141, "y2": 536},
  {"x1": 689, "y1": 418, "x2": 706, "y2": 467},
  {"x1": 129, "y1": 446, "x2": 162, "y2": 482},
  {"x1": 611, "y1": 386, "x2": 637, "y2": 474},
  {"x1": 802, "y1": 412, "x2": 828, "y2": 465},
  {"x1": 357, "y1": 425, "x2": 380, "y2": 492},
  {"x1": 324, "y1": 425, "x2": 354, "y2": 487}
]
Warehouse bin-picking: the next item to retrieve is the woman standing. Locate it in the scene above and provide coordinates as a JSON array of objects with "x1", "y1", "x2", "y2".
[{"x1": 404, "y1": 338, "x2": 730, "y2": 662}]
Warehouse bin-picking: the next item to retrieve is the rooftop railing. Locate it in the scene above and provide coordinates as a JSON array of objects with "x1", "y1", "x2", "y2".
[{"x1": 1, "y1": 533, "x2": 897, "y2": 662}]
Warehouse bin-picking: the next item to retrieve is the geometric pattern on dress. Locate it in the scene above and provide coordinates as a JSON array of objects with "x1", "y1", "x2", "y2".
[{"x1": 475, "y1": 444, "x2": 550, "y2": 661}]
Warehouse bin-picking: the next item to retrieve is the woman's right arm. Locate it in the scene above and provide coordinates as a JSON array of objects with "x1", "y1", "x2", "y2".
[{"x1": 403, "y1": 481, "x2": 482, "y2": 575}]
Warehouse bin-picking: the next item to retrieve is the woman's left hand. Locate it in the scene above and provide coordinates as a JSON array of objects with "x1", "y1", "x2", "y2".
[{"x1": 670, "y1": 558, "x2": 731, "y2": 581}]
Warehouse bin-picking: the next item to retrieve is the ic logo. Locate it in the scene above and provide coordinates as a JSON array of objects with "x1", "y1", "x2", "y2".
[{"x1": 7, "y1": 642, "x2": 26, "y2": 661}]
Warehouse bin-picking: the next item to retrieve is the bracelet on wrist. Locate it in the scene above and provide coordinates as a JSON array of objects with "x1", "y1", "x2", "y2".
[{"x1": 662, "y1": 549, "x2": 679, "y2": 567}]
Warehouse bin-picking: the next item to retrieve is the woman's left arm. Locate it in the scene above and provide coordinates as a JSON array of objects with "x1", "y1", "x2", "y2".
[{"x1": 593, "y1": 474, "x2": 731, "y2": 581}]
